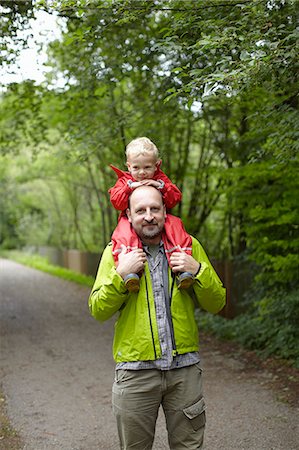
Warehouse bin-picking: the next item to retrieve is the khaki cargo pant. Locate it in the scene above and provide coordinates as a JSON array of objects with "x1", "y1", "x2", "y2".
[{"x1": 112, "y1": 364, "x2": 206, "y2": 449}]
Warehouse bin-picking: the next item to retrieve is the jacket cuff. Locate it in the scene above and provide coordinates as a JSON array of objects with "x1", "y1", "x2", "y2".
[
  {"x1": 111, "y1": 267, "x2": 129, "y2": 294},
  {"x1": 160, "y1": 181, "x2": 169, "y2": 195},
  {"x1": 127, "y1": 180, "x2": 134, "y2": 190},
  {"x1": 194, "y1": 262, "x2": 209, "y2": 285},
  {"x1": 157, "y1": 179, "x2": 165, "y2": 191}
]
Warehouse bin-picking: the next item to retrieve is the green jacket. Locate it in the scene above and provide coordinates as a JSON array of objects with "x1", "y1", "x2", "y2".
[{"x1": 89, "y1": 236, "x2": 226, "y2": 363}]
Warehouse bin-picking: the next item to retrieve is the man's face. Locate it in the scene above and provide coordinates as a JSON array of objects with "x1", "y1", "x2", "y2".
[{"x1": 127, "y1": 186, "x2": 166, "y2": 244}]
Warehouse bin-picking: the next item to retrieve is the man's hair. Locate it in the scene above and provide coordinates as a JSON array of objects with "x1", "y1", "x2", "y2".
[{"x1": 126, "y1": 137, "x2": 159, "y2": 160}]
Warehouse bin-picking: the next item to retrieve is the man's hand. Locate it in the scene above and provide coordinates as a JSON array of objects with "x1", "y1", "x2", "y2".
[
  {"x1": 169, "y1": 247, "x2": 200, "y2": 275},
  {"x1": 116, "y1": 245, "x2": 147, "y2": 280}
]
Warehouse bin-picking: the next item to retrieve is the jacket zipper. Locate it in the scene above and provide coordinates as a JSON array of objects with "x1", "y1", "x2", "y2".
[
  {"x1": 145, "y1": 273, "x2": 157, "y2": 360},
  {"x1": 168, "y1": 273, "x2": 177, "y2": 355}
]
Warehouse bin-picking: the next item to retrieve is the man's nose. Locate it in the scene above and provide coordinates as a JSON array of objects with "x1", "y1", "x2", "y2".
[{"x1": 144, "y1": 209, "x2": 154, "y2": 222}]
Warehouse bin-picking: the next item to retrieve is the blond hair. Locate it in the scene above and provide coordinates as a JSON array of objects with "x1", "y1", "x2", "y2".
[{"x1": 125, "y1": 137, "x2": 159, "y2": 160}]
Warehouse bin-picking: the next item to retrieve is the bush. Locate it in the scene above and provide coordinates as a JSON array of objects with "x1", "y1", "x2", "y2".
[{"x1": 196, "y1": 288, "x2": 299, "y2": 368}]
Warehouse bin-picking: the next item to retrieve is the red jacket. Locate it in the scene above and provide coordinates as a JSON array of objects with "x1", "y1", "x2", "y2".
[
  {"x1": 111, "y1": 214, "x2": 192, "y2": 265},
  {"x1": 108, "y1": 165, "x2": 192, "y2": 264},
  {"x1": 109, "y1": 165, "x2": 182, "y2": 210}
]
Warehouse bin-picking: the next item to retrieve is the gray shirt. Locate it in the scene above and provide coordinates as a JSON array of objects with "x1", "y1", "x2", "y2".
[{"x1": 116, "y1": 241, "x2": 200, "y2": 371}]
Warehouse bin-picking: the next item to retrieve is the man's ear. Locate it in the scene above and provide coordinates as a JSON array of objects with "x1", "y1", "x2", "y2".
[
  {"x1": 155, "y1": 159, "x2": 162, "y2": 170},
  {"x1": 126, "y1": 208, "x2": 132, "y2": 223}
]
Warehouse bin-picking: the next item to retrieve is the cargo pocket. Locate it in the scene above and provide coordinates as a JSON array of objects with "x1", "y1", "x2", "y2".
[
  {"x1": 114, "y1": 369, "x2": 130, "y2": 384},
  {"x1": 183, "y1": 397, "x2": 206, "y2": 431}
]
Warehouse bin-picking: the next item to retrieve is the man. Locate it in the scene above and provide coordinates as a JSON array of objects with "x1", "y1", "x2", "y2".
[{"x1": 89, "y1": 185, "x2": 226, "y2": 449}]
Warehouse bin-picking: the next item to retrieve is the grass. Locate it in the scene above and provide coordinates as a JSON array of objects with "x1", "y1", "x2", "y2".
[{"x1": 0, "y1": 250, "x2": 95, "y2": 288}]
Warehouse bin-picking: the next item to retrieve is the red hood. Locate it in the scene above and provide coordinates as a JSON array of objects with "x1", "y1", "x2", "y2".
[{"x1": 110, "y1": 164, "x2": 132, "y2": 179}]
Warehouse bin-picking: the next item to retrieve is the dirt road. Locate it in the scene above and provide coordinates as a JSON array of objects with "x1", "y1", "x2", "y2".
[{"x1": 0, "y1": 258, "x2": 298, "y2": 449}]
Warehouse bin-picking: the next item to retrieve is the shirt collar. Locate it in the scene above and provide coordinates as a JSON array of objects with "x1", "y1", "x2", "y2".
[{"x1": 142, "y1": 240, "x2": 164, "y2": 253}]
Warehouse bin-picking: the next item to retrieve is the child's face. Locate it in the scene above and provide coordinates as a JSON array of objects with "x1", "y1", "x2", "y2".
[{"x1": 127, "y1": 153, "x2": 159, "y2": 181}]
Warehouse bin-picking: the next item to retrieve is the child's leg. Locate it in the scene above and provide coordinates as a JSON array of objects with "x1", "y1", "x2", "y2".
[
  {"x1": 111, "y1": 215, "x2": 142, "y2": 293},
  {"x1": 111, "y1": 215, "x2": 141, "y2": 262},
  {"x1": 163, "y1": 214, "x2": 192, "y2": 256},
  {"x1": 163, "y1": 215, "x2": 194, "y2": 289}
]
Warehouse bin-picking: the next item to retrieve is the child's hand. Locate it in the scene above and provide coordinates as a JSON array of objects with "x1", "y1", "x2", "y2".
[
  {"x1": 130, "y1": 180, "x2": 161, "y2": 189},
  {"x1": 139, "y1": 179, "x2": 161, "y2": 188},
  {"x1": 130, "y1": 181, "x2": 144, "y2": 189}
]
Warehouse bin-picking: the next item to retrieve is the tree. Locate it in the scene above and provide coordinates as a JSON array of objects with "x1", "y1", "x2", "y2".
[
  {"x1": 1, "y1": 0, "x2": 298, "y2": 361},
  {"x1": 0, "y1": 0, "x2": 35, "y2": 69}
]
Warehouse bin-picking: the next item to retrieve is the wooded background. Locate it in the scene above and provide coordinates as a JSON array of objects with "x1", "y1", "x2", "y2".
[{"x1": 0, "y1": 0, "x2": 298, "y2": 364}]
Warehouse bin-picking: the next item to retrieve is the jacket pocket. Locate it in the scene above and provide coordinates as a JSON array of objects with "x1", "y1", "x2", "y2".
[{"x1": 183, "y1": 397, "x2": 206, "y2": 431}]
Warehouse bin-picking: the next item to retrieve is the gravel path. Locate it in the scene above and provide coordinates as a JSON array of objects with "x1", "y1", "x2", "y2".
[{"x1": 0, "y1": 258, "x2": 298, "y2": 450}]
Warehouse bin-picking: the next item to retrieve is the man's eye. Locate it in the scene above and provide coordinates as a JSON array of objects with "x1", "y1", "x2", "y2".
[{"x1": 151, "y1": 208, "x2": 159, "y2": 212}]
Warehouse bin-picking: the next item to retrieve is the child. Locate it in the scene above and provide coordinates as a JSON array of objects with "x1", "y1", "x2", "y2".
[{"x1": 109, "y1": 137, "x2": 194, "y2": 292}]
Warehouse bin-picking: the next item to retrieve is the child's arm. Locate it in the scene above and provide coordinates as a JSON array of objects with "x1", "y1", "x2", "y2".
[
  {"x1": 109, "y1": 176, "x2": 133, "y2": 211},
  {"x1": 109, "y1": 167, "x2": 182, "y2": 211},
  {"x1": 154, "y1": 171, "x2": 182, "y2": 209},
  {"x1": 109, "y1": 178, "x2": 162, "y2": 210}
]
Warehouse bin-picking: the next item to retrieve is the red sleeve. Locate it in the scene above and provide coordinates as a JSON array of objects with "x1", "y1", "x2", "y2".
[
  {"x1": 154, "y1": 169, "x2": 182, "y2": 209},
  {"x1": 109, "y1": 166, "x2": 182, "y2": 211},
  {"x1": 109, "y1": 175, "x2": 134, "y2": 211}
]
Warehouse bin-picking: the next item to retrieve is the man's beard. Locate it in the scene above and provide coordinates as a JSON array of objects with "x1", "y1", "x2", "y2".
[{"x1": 140, "y1": 223, "x2": 162, "y2": 240}]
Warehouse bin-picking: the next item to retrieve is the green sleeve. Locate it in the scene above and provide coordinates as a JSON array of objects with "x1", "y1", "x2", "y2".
[
  {"x1": 191, "y1": 237, "x2": 226, "y2": 314},
  {"x1": 88, "y1": 243, "x2": 128, "y2": 322}
]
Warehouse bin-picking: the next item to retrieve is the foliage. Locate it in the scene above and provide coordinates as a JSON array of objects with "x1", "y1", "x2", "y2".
[
  {"x1": 0, "y1": 122, "x2": 109, "y2": 252},
  {"x1": 0, "y1": 82, "x2": 46, "y2": 154},
  {"x1": 196, "y1": 286, "x2": 299, "y2": 368},
  {"x1": 232, "y1": 159, "x2": 299, "y2": 288},
  {"x1": 0, "y1": 155, "x2": 23, "y2": 249},
  {"x1": 0, "y1": 0, "x2": 35, "y2": 73},
  {"x1": 0, "y1": 0, "x2": 298, "y2": 362}
]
